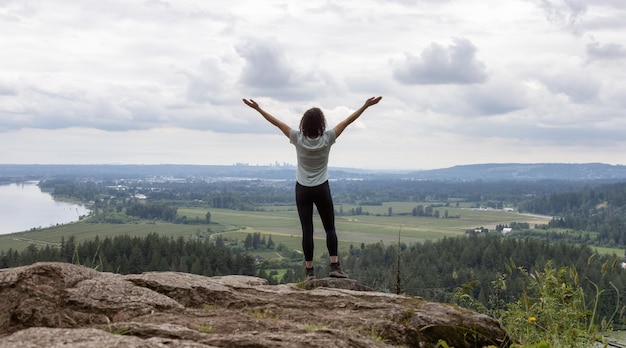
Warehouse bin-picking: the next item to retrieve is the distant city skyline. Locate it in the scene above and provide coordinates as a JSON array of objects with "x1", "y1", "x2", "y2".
[{"x1": 1, "y1": 1, "x2": 625, "y2": 170}]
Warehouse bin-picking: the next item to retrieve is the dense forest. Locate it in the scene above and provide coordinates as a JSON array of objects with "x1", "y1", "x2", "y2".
[
  {"x1": 519, "y1": 182, "x2": 626, "y2": 247},
  {"x1": 0, "y1": 233, "x2": 259, "y2": 278},
  {"x1": 344, "y1": 234, "x2": 623, "y2": 324}
]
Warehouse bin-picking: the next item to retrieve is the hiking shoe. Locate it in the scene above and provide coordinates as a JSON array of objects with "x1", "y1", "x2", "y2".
[
  {"x1": 305, "y1": 267, "x2": 315, "y2": 281},
  {"x1": 329, "y1": 262, "x2": 348, "y2": 278}
]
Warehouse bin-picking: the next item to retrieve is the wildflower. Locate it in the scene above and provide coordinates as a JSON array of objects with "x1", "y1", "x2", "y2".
[{"x1": 528, "y1": 316, "x2": 537, "y2": 323}]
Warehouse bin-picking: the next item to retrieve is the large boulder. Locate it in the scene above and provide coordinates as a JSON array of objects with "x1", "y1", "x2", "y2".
[{"x1": 0, "y1": 262, "x2": 511, "y2": 347}]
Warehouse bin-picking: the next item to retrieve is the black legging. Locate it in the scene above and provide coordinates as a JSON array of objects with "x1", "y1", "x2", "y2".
[{"x1": 295, "y1": 181, "x2": 338, "y2": 262}]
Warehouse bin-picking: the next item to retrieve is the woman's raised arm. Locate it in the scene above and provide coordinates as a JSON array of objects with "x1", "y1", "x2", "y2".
[
  {"x1": 243, "y1": 99, "x2": 291, "y2": 137},
  {"x1": 333, "y1": 96, "x2": 382, "y2": 138}
]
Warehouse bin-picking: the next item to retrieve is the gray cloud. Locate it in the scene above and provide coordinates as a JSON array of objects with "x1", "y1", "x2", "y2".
[
  {"x1": 463, "y1": 82, "x2": 529, "y2": 116},
  {"x1": 534, "y1": 0, "x2": 587, "y2": 24},
  {"x1": 531, "y1": 0, "x2": 626, "y2": 35},
  {"x1": 237, "y1": 38, "x2": 295, "y2": 90},
  {"x1": 0, "y1": 82, "x2": 18, "y2": 96},
  {"x1": 415, "y1": 79, "x2": 530, "y2": 119},
  {"x1": 543, "y1": 76, "x2": 600, "y2": 103},
  {"x1": 235, "y1": 38, "x2": 334, "y2": 102},
  {"x1": 392, "y1": 38, "x2": 488, "y2": 85},
  {"x1": 531, "y1": 0, "x2": 588, "y2": 34},
  {"x1": 0, "y1": 1, "x2": 38, "y2": 22},
  {"x1": 0, "y1": 77, "x2": 171, "y2": 132},
  {"x1": 182, "y1": 57, "x2": 231, "y2": 104},
  {"x1": 586, "y1": 40, "x2": 626, "y2": 62},
  {"x1": 464, "y1": 119, "x2": 625, "y2": 147}
]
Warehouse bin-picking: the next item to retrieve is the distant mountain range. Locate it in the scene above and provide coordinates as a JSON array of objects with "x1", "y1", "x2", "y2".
[
  {"x1": 403, "y1": 163, "x2": 626, "y2": 181},
  {"x1": 1, "y1": 163, "x2": 626, "y2": 182}
]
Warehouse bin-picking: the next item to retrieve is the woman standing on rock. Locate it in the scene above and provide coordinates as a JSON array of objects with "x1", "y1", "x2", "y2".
[{"x1": 243, "y1": 96, "x2": 382, "y2": 280}]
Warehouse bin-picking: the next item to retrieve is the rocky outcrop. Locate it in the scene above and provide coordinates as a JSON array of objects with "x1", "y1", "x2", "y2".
[{"x1": 0, "y1": 262, "x2": 511, "y2": 347}]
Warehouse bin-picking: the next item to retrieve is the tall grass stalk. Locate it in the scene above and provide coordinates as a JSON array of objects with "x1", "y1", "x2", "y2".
[{"x1": 510, "y1": 258, "x2": 622, "y2": 346}]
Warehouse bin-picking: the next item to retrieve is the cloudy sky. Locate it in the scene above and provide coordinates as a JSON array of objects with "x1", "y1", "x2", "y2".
[{"x1": 1, "y1": 0, "x2": 625, "y2": 170}]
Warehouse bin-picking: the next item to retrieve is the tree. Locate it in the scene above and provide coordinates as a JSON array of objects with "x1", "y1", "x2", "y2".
[
  {"x1": 244, "y1": 234, "x2": 253, "y2": 250},
  {"x1": 413, "y1": 205, "x2": 424, "y2": 217},
  {"x1": 60, "y1": 236, "x2": 76, "y2": 263},
  {"x1": 205, "y1": 211, "x2": 211, "y2": 224},
  {"x1": 215, "y1": 235, "x2": 225, "y2": 248},
  {"x1": 425, "y1": 205, "x2": 434, "y2": 217},
  {"x1": 128, "y1": 245, "x2": 144, "y2": 274},
  {"x1": 252, "y1": 232, "x2": 261, "y2": 249},
  {"x1": 237, "y1": 253, "x2": 256, "y2": 276},
  {"x1": 282, "y1": 269, "x2": 295, "y2": 283}
]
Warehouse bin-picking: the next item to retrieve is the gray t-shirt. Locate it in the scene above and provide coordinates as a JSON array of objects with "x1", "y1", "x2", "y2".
[{"x1": 289, "y1": 128, "x2": 336, "y2": 187}]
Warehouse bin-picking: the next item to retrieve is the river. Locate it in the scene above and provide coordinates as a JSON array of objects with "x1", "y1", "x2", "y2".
[{"x1": 0, "y1": 182, "x2": 90, "y2": 235}]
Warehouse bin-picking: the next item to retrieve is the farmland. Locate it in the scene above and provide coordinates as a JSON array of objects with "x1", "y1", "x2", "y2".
[{"x1": 0, "y1": 202, "x2": 551, "y2": 260}]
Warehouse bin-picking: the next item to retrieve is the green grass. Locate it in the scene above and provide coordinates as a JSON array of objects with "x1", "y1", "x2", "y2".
[
  {"x1": 0, "y1": 203, "x2": 552, "y2": 255},
  {"x1": 593, "y1": 246, "x2": 624, "y2": 256},
  {"x1": 0, "y1": 221, "x2": 206, "y2": 252},
  {"x1": 198, "y1": 325, "x2": 214, "y2": 333}
]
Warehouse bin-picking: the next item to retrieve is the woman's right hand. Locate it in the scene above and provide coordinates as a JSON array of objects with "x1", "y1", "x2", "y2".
[{"x1": 364, "y1": 96, "x2": 382, "y2": 108}]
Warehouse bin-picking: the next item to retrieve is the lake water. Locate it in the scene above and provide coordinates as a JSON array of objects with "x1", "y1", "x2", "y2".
[{"x1": 0, "y1": 182, "x2": 90, "y2": 235}]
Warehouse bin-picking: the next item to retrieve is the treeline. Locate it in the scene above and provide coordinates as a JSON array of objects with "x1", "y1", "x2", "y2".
[
  {"x1": 519, "y1": 182, "x2": 626, "y2": 246},
  {"x1": 39, "y1": 178, "x2": 594, "y2": 211},
  {"x1": 125, "y1": 203, "x2": 177, "y2": 221},
  {"x1": 39, "y1": 180, "x2": 104, "y2": 201},
  {"x1": 39, "y1": 180, "x2": 127, "y2": 201},
  {"x1": 87, "y1": 202, "x2": 196, "y2": 225},
  {"x1": 330, "y1": 179, "x2": 586, "y2": 206},
  {"x1": 0, "y1": 233, "x2": 256, "y2": 277},
  {"x1": 243, "y1": 232, "x2": 276, "y2": 250},
  {"x1": 344, "y1": 233, "x2": 624, "y2": 325},
  {"x1": 41, "y1": 179, "x2": 294, "y2": 210}
]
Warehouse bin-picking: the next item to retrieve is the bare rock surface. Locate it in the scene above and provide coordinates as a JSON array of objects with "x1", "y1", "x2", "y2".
[{"x1": 0, "y1": 262, "x2": 511, "y2": 347}]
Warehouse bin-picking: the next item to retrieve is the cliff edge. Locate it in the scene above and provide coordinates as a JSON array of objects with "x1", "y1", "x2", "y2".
[{"x1": 0, "y1": 262, "x2": 510, "y2": 347}]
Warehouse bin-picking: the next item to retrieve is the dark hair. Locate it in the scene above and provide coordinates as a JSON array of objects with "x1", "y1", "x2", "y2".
[{"x1": 299, "y1": 107, "x2": 326, "y2": 138}]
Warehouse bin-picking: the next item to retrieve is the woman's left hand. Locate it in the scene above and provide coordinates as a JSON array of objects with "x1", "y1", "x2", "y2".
[{"x1": 242, "y1": 99, "x2": 260, "y2": 110}]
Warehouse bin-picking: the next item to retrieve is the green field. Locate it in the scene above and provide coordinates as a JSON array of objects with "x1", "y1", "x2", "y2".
[
  {"x1": 593, "y1": 246, "x2": 625, "y2": 256},
  {"x1": 0, "y1": 202, "x2": 553, "y2": 258}
]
